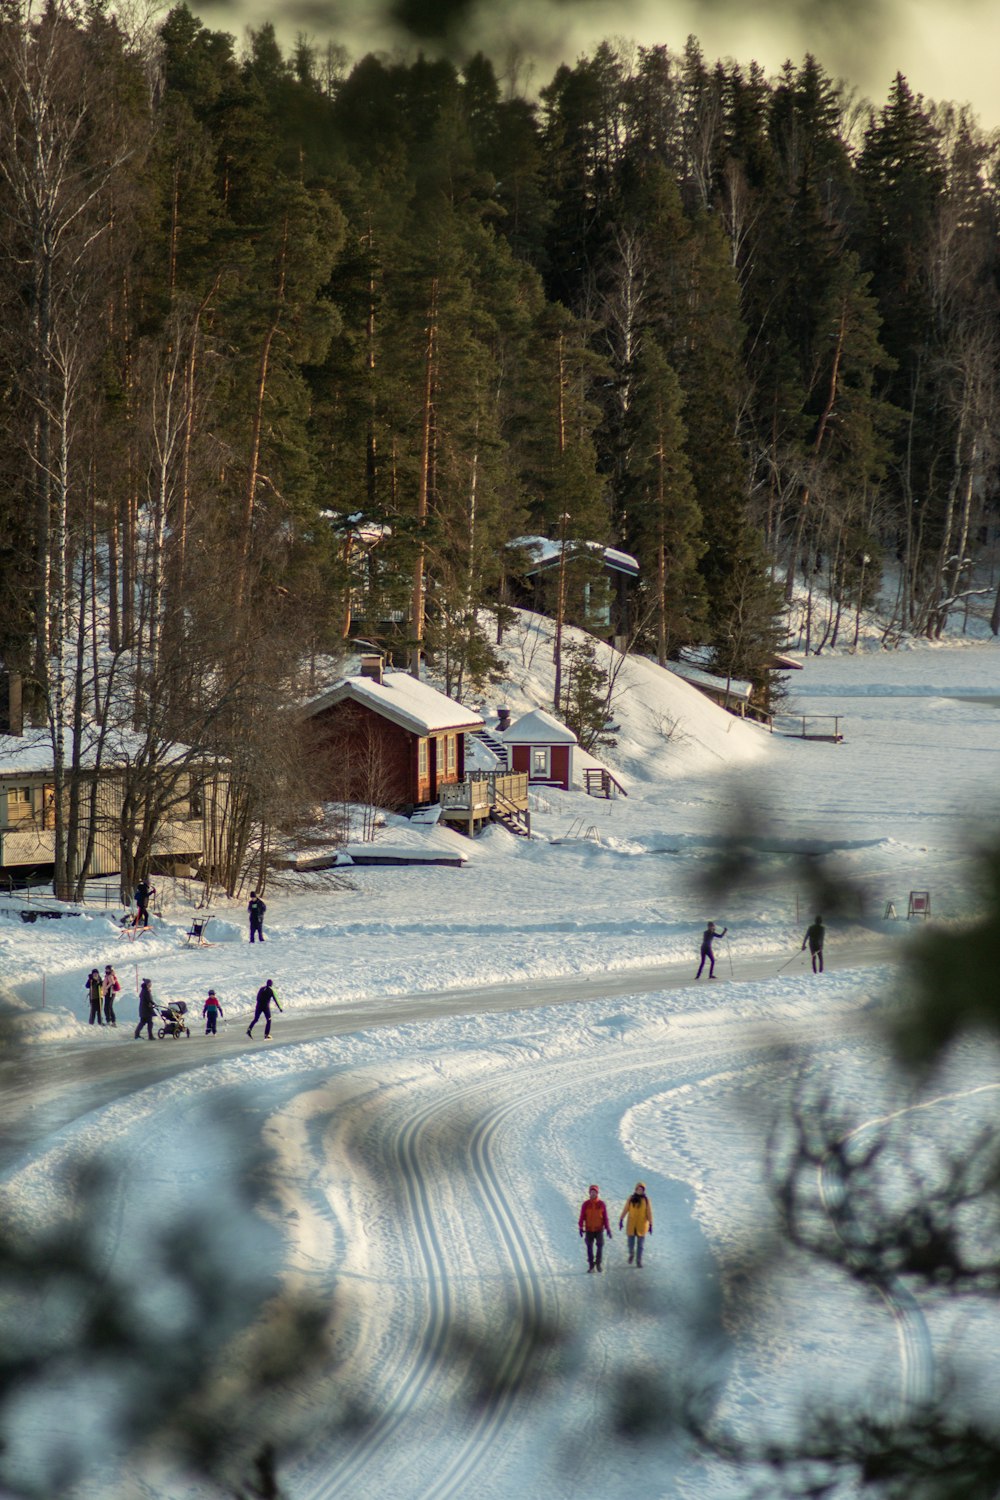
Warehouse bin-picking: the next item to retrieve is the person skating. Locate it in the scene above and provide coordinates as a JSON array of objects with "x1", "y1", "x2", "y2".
[
  {"x1": 135, "y1": 978, "x2": 156, "y2": 1040},
  {"x1": 247, "y1": 979, "x2": 282, "y2": 1039},
  {"x1": 578, "y1": 1184, "x2": 612, "y2": 1273},
  {"x1": 247, "y1": 891, "x2": 267, "y2": 944},
  {"x1": 85, "y1": 969, "x2": 103, "y2": 1026},
  {"x1": 618, "y1": 1182, "x2": 653, "y2": 1267},
  {"x1": 102, "y1": 965, "x2": 121, "y2": 1026},
  {"x1": 202, "y1": 988, "x2": 224, "y2": 1035},
  {"x1": 696, "y1": 921, "x2": 727, "y2": 979},
  {"x1": 802, "y1": 915, "x2": 826, "y2": 973}
]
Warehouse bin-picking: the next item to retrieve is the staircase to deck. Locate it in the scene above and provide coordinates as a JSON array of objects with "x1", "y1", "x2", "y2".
[{"x1": 469, "y1": 726, "x2": 508, "y2": 764}]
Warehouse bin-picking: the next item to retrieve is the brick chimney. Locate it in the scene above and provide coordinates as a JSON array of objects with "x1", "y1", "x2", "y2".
[
  {"x1": 359, "y1": 653, "x2": 384, "y2": 685},
  {"x1": 0, "y1": 670, "x2": 23, "y2": 736}
]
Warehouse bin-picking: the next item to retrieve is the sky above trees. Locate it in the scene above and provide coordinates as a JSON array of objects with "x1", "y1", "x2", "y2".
[{"x1": 192, "y1": 0, "x2": 1000, "y2": 130}]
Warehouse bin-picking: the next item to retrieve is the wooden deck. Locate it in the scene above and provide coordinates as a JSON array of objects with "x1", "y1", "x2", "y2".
[{"x1": 438, "y1": 771, "x2": 530, "y2": 836}]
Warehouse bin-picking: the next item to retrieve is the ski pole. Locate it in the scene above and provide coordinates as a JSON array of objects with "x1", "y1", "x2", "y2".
[
  {"x1": 777, "y1": 948, "x2": 803, "y2": 973},
  {"x1": 725, "y1": 934, "x2": 734, "y2": 976}
]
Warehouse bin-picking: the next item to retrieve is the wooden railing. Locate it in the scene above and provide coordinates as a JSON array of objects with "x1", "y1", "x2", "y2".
[
  {"x1": 773, "y1": 714, "x2": 843, "y2": 742},
  {"x1": 439, "y1": 770, "x2": 529, "y2": 811},
  {"x1": 583, "y1": 767, "x2": 628, "y2": 799}
]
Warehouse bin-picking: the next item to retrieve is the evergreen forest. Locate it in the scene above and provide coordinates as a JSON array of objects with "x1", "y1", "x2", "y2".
[{"x1": 2, "y1": 1, "x2": 1000, "y2": 891}]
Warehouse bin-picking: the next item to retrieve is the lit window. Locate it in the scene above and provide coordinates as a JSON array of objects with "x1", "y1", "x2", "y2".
[{"x1": 418, "y1": 739, "x2": 428, "y2": 775}]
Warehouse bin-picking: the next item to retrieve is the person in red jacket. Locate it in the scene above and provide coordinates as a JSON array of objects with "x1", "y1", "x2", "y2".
[
  {"x1": 202, "y1": 988, "x2": 224, "y2": 1035},
  {"x1": 578, "y1": 1184, "x2": 612, "y2": 1273}
]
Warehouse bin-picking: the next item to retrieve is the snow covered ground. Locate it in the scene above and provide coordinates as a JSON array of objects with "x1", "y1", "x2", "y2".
[{"x1": 3, "y1": 611, "x2": 1000, "y2": 1498}]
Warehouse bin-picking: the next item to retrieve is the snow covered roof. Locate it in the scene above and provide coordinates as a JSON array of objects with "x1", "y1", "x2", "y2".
[
  {"x1": 510, "y1": 536, "x2": 640, "y2": 578},
  {"x1": 304, "y1": 672, "x2": 484, "y2": 737},
  {"x1": 319, "y1": 510, "x2": 392, "y2": 544},
  {"x1": 0, "y1": 723, "x2": 177, "y2": 775},
  {"x1": 669, "y1": 663, "x2": 752, "y2": 700},
  {"x1": 501, "y1": 708, "x2": 578, "y2": 744}
]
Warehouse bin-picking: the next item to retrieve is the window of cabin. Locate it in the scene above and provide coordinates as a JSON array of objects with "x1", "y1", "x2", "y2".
[
  {"x1": 583, "y1": 577, "x2": 611, "y2": 630},
  {"x1": 446, "y1": 734, "x2": 456, "y2": 774},
  {"x1": 5, "y1": 786, "x2": 33, "y2": 825},
  {"x1": 418, "y1": 738, "x2": 428, "y2": 777},
  {"x1": 531, "y1": 747, "x2": 550, "y2": 778}
]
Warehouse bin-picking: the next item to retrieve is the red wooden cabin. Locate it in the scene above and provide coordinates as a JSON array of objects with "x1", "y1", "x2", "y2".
[
  {"x1": 303, "y1": 657, "x2": 483, "y2": 811},
  {"x1": 501, "y1": 708, "x2": 577, "y2": 792}
]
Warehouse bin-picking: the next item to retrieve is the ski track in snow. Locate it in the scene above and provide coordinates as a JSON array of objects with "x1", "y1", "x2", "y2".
[
  {"x1": 6, "y1": 970, "x2": 1000, "y2": 1498},
  {"x1": 244, "y1": 993, "x2": 895, "y2": 1497}
]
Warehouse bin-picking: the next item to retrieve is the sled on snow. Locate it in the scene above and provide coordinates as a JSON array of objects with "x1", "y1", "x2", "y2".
[{"x1": 184, "y1": 914, "x2": 214, "y2": 947}]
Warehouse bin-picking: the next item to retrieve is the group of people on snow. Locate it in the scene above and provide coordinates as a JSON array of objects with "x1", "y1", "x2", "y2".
[
  {"x1": 696, "y1": 916, "x2": 826, "y2": 977},
  {"x1": 87, "y1": 971, "x2": 283, "y2": 1041},
  {"x1": 578, "y1": 1182, "x2": 654, "y2": 1273},
  {"x1": 85, "y1": 964, "x2": 121, "y2": 1026}
]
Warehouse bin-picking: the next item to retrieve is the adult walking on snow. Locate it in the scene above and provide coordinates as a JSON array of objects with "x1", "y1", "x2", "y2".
[
  {"x1": 578, "y1": 1184, "x2": 612, "y2": 1273},
  {"x1": 619, "y1": 1182, "x2": 653, "y2": 1267},
  {"x1": 247, "y1": 979, "x2": 282, "y2": 1039},
  {"x1": 102, "y1": 965, "x2": 121, "y2": 1026},
  {"x1": 135, "y1": 978, "x2": 156, "y2": 1040},
  {"x1": 85, "y1": 969, "x2": 103, "y2": 1026},
  {"x1": 696, "y1": 921, "x2": 727, "y2": 979},
  {"x1": 247, "y1": 890, "x2": 267, "y2": 944},
  {"x1": 202, "y1": 988, "x2": 224, "y2": 1035},
  {"x1": 802, "y1": 915, "x2": 825, "y2": 973}
]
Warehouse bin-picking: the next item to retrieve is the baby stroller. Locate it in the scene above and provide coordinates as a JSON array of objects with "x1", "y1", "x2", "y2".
[{"x1": 157, "y1": 1001, "x2": 190, "y2": 1039}]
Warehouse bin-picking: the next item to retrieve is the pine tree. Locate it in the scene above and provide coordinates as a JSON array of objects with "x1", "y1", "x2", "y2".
[{"x1": 625, "y1": 339, "x2": 706, "y2": 663}]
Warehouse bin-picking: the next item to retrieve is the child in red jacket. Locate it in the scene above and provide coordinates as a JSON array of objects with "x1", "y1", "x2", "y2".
[
  {"x1": 202, "y1": 988, "x2": 224, "y2": 1035},
  {"x1": 578, "y1": 1184, "x2": 612, "y2": 1273}
]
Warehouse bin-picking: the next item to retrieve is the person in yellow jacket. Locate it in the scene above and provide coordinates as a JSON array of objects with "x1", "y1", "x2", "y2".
[{"x1": 619, "y1": 1182, "x2": 653, "y2": 1267}]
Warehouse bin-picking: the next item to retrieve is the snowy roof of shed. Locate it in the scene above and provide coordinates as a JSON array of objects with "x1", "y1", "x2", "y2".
[
  {"x1": 510, "y1": 536, "x2": 640, "y2": 578},
  {"x1": 669, "y1": 663, "x2": 752, "y2": 700},
  {"x1": 304, "y1": 672, "x2": 484, "y2": 737},
  {"x1": 501, "y1": 708, "x2": 578, "y2": 744}
]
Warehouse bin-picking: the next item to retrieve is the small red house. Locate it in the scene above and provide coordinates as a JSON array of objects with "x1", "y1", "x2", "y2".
[
  {"x1": 303, "y1": 657, "x2": 483, "y2": 810},
  {"x1": 501, "y1": 708, "x2": 577, "y2": 792}
]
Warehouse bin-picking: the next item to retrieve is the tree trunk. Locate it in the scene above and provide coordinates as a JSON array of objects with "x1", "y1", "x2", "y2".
[{"x1": 410, "y1": 279, "x2": 437, "y2": 678}]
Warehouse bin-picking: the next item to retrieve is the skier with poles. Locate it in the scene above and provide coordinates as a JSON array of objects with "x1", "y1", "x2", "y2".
[
  {"x1": 696, "y1": 921, "x2": 727, "y2": 979},
  {"x1": 801, "y1": 914, "x2": 826, "y2": 973}
]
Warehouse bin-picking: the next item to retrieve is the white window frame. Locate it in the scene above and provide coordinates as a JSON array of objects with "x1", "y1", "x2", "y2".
[{"x1": 530, "y1": 746, "x2": 550, "y2": 779}]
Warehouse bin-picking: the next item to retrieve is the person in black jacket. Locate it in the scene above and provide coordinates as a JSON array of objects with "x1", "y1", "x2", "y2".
[
  {"x1": 135, "y1": 978, "x2": 156, "y2": 1040},
  {"x1": 134, "y1": 879, "x2": 154, "y2": 927},
  {"x1": 802, "y1": 915, "x2": 826, "y2": 973},
  {"x1": 247, "y1": 891, "x2": 267, "y2": 943},
  {"x1": 247, "y1": 979, "x2": 282, "y2": 1039},
  {"x1": 85, "y1": 969, "x2": 103, "y2": 1026},
  {"x1": 696, "y1": 921, "x2": 727, "y2": 979}
]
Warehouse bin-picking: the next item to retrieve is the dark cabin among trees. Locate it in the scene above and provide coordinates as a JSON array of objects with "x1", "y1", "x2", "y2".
[
  {"x1": 507, "y1": 538, "x2": 640, "y2": 647},
  {"x1": 303, "y1": 657, "x2": 484, "y2": 812}
]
